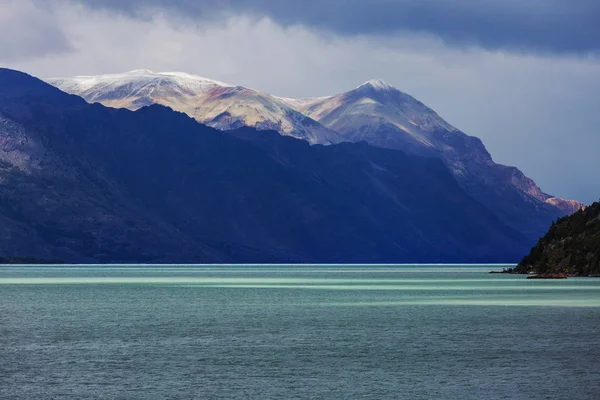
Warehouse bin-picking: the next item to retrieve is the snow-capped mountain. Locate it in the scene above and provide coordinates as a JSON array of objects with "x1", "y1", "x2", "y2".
[
  {"x1": 2, "y1": 68, "x2": 534, "y2": 263},
  {"x1": 48, "y1": 70, "x2": 340, "y2": 145},
  {"x1": 279, "y1": 79, "x2": 458, "y2": 155},
  {"x1": 281, "y1": 79, "x2": 584, "y2": 236},
  {"x1": 47, "y1": 70, "x2": 582, "y2": 239}
]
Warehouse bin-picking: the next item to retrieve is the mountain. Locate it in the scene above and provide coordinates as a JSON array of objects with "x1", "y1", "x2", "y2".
[
  {"x1": 280, "y1": 80, "x2": 584, "y2": 239},
  {"x1": 515, "y1": 202, "x2": 600, "y2": 276},
  {"x1": 48, "y1": 71, "x2": 583, "y2": 242},
  {"x1": 279, "y1": 79, "x2": 458, "y2": 156},
  {"x1": 0, "y1": 68, "x2": 529, "y2": 263},
  {"x1": 48, "y1": 70, "x2": 340, "y2": 145}
]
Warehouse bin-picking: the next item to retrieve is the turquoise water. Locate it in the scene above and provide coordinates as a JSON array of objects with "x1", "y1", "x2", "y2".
[{"x1": 1, "y1": 265, "x2": 599, "y2": 399}]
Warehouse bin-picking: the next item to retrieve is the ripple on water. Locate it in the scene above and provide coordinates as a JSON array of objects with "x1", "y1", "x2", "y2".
[{"x1": 1, "y1": 265, "x2": 599, "y2": 399}]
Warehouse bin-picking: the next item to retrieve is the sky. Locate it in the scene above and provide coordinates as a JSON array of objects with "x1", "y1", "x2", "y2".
[{"x1": 1, "y1": 0, "x2": 599, "y2": 204}]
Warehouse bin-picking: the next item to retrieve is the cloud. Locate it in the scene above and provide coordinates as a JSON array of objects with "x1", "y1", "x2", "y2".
[
  {"x1": 0, "y1": 0, "x2": 72, "y2": 61},
  {"x1": 78, "y1": 0, "x2": 600, "y2": 54},
  {"x1": 1, "y1": 0, "x2": 600, "y2": 204}
]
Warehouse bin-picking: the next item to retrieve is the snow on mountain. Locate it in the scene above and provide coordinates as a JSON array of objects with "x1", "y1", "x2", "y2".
[
  {"x1": 275, "y1": 95, "x2": 331, "y2": 111},
  {"x1": 282, "y1": 80, "x2": 459, "y2": 155},
  {"x1": 49, "y1": 70, "x2": 233, "y2": 104},
  {"x1": 359, "y1": 79, "x2": 396, "y2": 91},
  {"x1": 47, "y1": 70, "x2": 340, "y2": 145},
  {"x1": 47, "y1": 71, "x2": 582, "y2": 228},
  {"x1": 282, "y1": 79, "x2": 584, "y2": 230}
]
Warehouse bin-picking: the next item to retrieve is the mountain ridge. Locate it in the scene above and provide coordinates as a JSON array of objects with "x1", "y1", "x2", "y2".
[
  {"x1": 1, "y1": 68, "x2": 529, "y2": 263},
  {"x1": 47, "y1": 70, "x2": 583, "y2": 242},
  {"x1": 47, "y1": 70, "x2": 341, "y2": 145},
  {"x1": 282, "y1": 78, "x2": 584, "y2": 237}
]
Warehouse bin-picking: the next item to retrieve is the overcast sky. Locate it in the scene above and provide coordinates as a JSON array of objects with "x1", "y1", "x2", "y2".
[{"x1": 1, "y1": 0, "x2": 599, "y2": 204}]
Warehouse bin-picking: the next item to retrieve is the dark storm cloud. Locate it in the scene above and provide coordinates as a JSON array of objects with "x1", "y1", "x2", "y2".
[{"x1": 79, "y1": 0, "x2": 600, "y2": 54}]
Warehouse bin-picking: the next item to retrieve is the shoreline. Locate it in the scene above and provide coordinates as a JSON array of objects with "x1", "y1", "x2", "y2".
[{"x1": 490, "y1": 268, "x2": 600, "y2": 278}]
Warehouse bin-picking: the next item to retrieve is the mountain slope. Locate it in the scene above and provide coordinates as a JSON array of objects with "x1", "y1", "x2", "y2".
[
  {"x1": 515, "y1": 202, "x2": 600, "y2": 276},
  {"x1": 48, "y1": 70, "x2": 340, "y2": 145},
  {"x1": 48, "y1": 71, "x2": 582, "y2": 242},
  {"x1": 0, "y1": 68, "x2": 528, "y2": 263},
  {"x1": 284, "y1": 80, "x2": 583, "y2": 239}
]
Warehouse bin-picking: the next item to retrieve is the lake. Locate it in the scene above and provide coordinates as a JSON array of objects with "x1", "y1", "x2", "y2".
[{"x1": 1, "y1": 265, "x2": 599, "y2": 399}]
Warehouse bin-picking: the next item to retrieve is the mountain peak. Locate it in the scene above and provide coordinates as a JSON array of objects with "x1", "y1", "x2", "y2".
[
  {"x1": 359, "y1": 79, "x2": 395, "y2": 91},
  {"x1": 127, "y1": 69, "x2": 154, "y2": 74}
]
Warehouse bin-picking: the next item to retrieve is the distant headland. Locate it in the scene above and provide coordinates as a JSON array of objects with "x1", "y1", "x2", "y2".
[
  {"x1": 0, "y1": 256, "x2": 63, "y2": 265},
  {"x1": 509, "y1": 201, "x2": 600, "y2": 277}
]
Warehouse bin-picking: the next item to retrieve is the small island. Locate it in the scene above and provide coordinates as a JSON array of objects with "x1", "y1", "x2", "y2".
[{"x1": 512, "y1": 201, "x2": 600, "y2": 277}]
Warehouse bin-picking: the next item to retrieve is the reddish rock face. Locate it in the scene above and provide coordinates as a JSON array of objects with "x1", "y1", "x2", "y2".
[{"x1": 545, "y1": 197, "x2": 585, "y2": 215}]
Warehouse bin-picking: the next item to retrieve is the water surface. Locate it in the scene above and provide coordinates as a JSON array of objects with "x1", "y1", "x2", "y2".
[{"x1": 1, "y1": 265, "x2": 599, "y2": 399}]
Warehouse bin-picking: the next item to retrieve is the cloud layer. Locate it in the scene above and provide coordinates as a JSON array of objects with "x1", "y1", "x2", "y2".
[
  {"x1": 82, "y1": 0, "x2": 600, "y2": 54},
  {"x1": 1, "y1": 0, "x2": 600, "y2": 203},
  {"x1": 0, "y1": 0, "x2": 72, "y2": 61}
]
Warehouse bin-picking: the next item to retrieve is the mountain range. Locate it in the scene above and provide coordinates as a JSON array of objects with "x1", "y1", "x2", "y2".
[
  {"x1": 0, "y1": 67, "x2": 587, "y2": 262},
  {"x1": 49, "y1": 70, "x2": 583, "y2": 241},
  {"x1": 0, "y1": 67, "x2": 542, "y2": 263}
]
